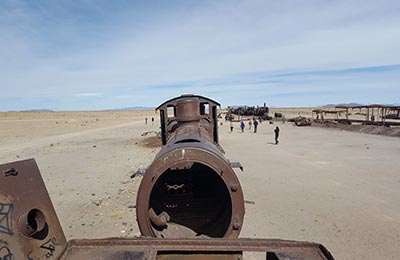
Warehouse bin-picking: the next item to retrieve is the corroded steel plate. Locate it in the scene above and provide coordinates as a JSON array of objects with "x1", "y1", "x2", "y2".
[
  {"x1": 59, "y1": 238, "x2": 334, "y2": 260},
  {"x1": 0, "y1": 159, "x2": 67, "y2": 260}
]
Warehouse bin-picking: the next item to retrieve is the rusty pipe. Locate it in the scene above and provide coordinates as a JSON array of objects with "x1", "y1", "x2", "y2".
[
  {"x1": 149, "y1": 208, "x2": 170, "y2": 227},
  {"x1": 17, "y1": 208, "x2": 47, "y2": 238}
]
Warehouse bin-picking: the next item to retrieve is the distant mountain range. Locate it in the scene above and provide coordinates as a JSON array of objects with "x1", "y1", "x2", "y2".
[
  {"x1": 323, "y1": 103, "x2": 400, "y2": 108},
  {"x1": 7, "y1": 109, "x2": 54, "y2": 112},
  {"x1": 110, "y1": 106, "x2": 155, "y2": 111},
  {"x1": 322, "y1": 103, "x2": 364, "y2": 108},
  {"x1": 3, "y1": 107, "x2": 154, "y2": 112},
  {"x1": 3, "y1": 103, "x2": 399, "y2": 112}
]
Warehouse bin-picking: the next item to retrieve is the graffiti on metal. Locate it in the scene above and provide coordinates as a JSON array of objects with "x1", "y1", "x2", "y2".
[
  {"x1": 0, "y1": 240, "x2": 13, "y2": 260},
  {"x1": 2, "y1": 168, "x2": 18, "y2": 177},
  {"x1": 0, "y1": 203, "x2": 13, "y2": 235},
  {"x1": 0, "y1": 159, "x2": 67, "y2": 260}
]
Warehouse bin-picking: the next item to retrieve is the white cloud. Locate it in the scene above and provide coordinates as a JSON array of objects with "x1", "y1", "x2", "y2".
[{"x1": 0, "y1": 0, "x2": 399, "y2": 109}]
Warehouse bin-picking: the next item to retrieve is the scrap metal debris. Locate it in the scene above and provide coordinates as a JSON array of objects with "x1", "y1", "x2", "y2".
[
  {"x1": 141, "y1": 131, "x2": 161, "y2": 137},
  {"x1": 130, "y1": 167, "x2": 147, "y2": 178}
]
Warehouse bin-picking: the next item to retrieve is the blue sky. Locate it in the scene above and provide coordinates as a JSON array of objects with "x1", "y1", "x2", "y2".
[{"x1": 1, "y1": 0, "x2": 400, "y2": 110}]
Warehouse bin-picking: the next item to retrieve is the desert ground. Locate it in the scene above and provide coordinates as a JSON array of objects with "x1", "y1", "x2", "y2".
[{"x1": 0, "y1": 110, "x2": 399, "y2": 259}]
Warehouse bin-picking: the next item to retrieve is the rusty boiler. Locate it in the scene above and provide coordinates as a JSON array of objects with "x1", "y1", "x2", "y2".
[{"x1": 137, "y1": 95, "x2": 245, "y2": 238}]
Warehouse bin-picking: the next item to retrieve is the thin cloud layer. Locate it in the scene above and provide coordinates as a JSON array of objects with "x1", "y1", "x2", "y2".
[
  {"x1": 1, "y1": 0, "x2": 399, "y2": 110},
  {"x1": 74, "y1": 93, "x2": 103, "y2": 97}
]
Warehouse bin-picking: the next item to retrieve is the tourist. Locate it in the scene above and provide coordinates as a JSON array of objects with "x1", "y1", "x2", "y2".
[
  {"x1": 240, "y1": 121, "x2": 245, "y2": 133},
  {"x1": 253, "y1": 119, "x2": 258, "y2": 133},
  {"x1": 274, "y1": 126, "x2": 280, "y2": 145}
]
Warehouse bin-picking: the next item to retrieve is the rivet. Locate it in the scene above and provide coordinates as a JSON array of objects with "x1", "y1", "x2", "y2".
[
  {"x1": 231, "y1": 184, "x2": 238, "y2": 192},
  {"x1": 233, "y1": 222, "x2": 241, "y2": 230}
]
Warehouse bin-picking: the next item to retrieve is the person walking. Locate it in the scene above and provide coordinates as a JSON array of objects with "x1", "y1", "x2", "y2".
[
  {"x1": 230, "y1": 121, "x2": 234, "y2": 133},
  {"x1": 248, "y1": 120, "x2": 252, "y2": 130},
  {"x1": 151, "y1": 117, "x2": 154, "y2": 125},
  {"x1": 253, "y1": 119, "x2": 258, "y2": 133},
  {"x1": 274, "y1": 126, "x2": 280, "y2": 145},
  {"x1": 240, "y1": 120, "x2": 245, "y2": 133},
  {"x1": 282, "y1": 115, "x2": 286, "y2": 124},
  {"x1": 145, "y1": 117, "x2": 148, "y2": 124}
]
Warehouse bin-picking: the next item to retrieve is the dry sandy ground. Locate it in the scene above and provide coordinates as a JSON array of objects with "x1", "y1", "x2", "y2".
[{"x1": 1, "y1": 111, "x2": 400, "y2": 260}]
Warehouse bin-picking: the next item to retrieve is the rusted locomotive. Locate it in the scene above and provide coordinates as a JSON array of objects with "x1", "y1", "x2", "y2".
[
  {"x1": 137, "y1": 95, "x2": 244, "y2": 238},
  {"x1": 0, "y1": 94, "x2": 334, "y2": 260}
]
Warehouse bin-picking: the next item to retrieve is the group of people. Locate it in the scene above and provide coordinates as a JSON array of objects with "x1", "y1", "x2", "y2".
[
  {"x1": 230, "y1": 119, "x2": 259, "y2": 133},
  {"x1": 230, "y1": 119, "x2": 280, "y2": 145}
]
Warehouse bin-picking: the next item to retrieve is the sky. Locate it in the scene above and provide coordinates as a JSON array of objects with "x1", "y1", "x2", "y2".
[{"x1": 1, "y1": 0, "x2": 400, "y2": 110}]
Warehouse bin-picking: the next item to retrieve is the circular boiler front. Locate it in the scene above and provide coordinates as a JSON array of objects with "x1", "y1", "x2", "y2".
[{"x1": 136, "y1": 147, "x2": 244, "y2": 238}]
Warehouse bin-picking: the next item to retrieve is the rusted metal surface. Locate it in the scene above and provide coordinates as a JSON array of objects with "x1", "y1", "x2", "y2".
[
  {"x1": 295, "y1": 117, "x2": 312, "y2": 126},
  {"x1": 226, "y1": 106, "x2": 271, "y2": 121},
  {"x1": 137, "y1": 95, "x2": 245, "y2": 238},
  {"x1": 58, "y1": 238, "x2": 334, "y2": 260},
  {"x1": 155, "y1": 94, "x2": 220, "y2": 145},
  {"x1": 0, "y1": 159, "x2": 67, "y2": 260}
]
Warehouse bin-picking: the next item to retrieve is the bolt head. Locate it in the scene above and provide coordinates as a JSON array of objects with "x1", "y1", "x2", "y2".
[{"x1": 231, "y1": 184, "x2": 238, "y2": 192}]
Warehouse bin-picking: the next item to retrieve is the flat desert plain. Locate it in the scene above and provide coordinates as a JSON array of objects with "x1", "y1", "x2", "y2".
[{"x1": 1, "y1": 110, "x2": 399, "y2": 260}]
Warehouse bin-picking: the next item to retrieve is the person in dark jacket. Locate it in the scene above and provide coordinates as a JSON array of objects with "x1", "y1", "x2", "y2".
[
  {"x1": 253, "y1": 119, "x2": 258, "y2": 133},
  {"x1": 274, "y1": 126, "x2": 280, "y2": 144}
]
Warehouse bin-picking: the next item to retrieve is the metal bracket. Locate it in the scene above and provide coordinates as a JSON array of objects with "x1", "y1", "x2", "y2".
[{"x1": 230, "y1": 162, "x2": 244, "y2": 171}]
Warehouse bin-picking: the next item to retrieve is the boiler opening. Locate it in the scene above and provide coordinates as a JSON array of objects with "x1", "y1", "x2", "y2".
[{"x1": 149, "y1": 162, "x2": 232, "y2": 238}]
